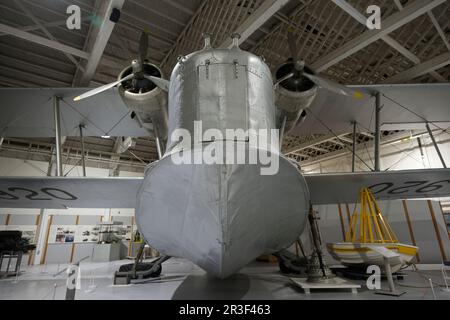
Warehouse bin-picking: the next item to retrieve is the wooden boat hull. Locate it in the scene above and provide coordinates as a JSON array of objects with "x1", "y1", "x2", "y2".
[{"x1": 327, "y1": 243, "x2": 418, "y2": 273}]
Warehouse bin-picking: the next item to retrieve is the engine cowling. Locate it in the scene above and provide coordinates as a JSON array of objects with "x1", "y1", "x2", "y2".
[
  {"x1": 117, "y1": 62, "x2": 168, "y2": 139},
  {"x1": 274, "y1": 61, "x2": 318, "y2": 133}
]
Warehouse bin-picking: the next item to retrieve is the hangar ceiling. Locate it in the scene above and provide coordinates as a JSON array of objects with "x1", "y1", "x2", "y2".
[{"x1": 0, "y1": 0, "x2": 449, "y2": 174}]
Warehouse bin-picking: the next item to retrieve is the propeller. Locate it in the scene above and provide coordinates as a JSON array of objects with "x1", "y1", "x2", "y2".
[
  {"x1": 144, "y1": 75, "x2": 170, "y2": 92},
  {"x1": 277, "y1": 28, "x2": 366, "y2": 99},
  {"x1": 287, "y1": 30, "x2": 299, "y2": 62},
  {"x1": 139, "y1": 30, "x2": 149, "y2": 69},
  {"x1": 303, "y1": 73, "x2": 364, "y2": 98},
  {"x1": 74, "y1": 74, "x2": 134, "y2": 101},
  {"x1": 74, "y1": 30, "x2": 169, "y2": 102}
]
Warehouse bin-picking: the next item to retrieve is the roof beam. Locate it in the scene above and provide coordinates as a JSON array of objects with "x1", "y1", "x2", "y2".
[
  {"x1": 390, "y1": 1, "x2": 447, "y2": 81},
  {"x1": 309, "y1": 145, "x2": 330, "y2": 153},
  {"x1": 0, "y1": 23, "x2": 90, "y2": 59},
  {"x1": 393, "y1": 0, "x2": 404, "y2": 10},
  {"x1": 396, "y1": 0, "x2": 450, "y2": 53},
  {"x1": 330, "y1": 0, "x2": 366, "y2": 25},
  {"x1": 162, "y1": 0, "x2": 195, "y2": 15},
  {"x1": 284, "y1": 134, "x2": 338, "y2": 155},
  {"x1": 359, "y1": 132, "x2": 375, "y2": 138},
  {"x1": 0, "y1": 17, "x2": 91, "y2": 37},
  {"x1": 331, "y1": 0, "x2": 446, "y2": 82},
  {"x1": 73, "y1": 0, "x2": 125, "y2": 86},
  {"x1": 427, "y1": 11, "x2": 450, "y2": 53},
  {"x1": 160, "y1": 0, "x2": 208, "y2": 69},
  {"x1": 101, "y1": 55, "x2": 128, "y2": 70},
  {"x1": 290, "y1": 152, "x2": 310, "y2": 158},
  {"x1": 0, "y1": 64, "x2": 70, "y2": 87},
  {"x1": 312, "y1": 0, "x2": 446, "y2": 73},
  {"x1": 0, "y1": 74, "x2": 43, "y2": 87},
  {"x1": 300, "y1": 131, "x2": 413, "y2": 166},
  {"x1": 12, "y1": 0, "x2": 85, "y2": 71},
  {"x1": 385, "y1": 52, "x2": 450, "y2": 83},
  {"x1": 220, "y1": 0, "x2": 291, "y2": 48},
  {"x1": 337, "y1": 135, "x2": 354, "y2": 144},
  {"x1": 0, "y1": 54, "x2": 73, "y2": 81},
  {"x1": 284, "y1": 132, "x2": 358, "y2": 155},
  {"x1": 127, "y1": 0, "x2": 185, "y2": 27}
]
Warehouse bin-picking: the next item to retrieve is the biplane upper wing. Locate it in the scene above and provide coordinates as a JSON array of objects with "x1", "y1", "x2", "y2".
[
  {"x1": 2, "y1": 83, "x2": 449, "y2": 138},
  {"x1": 293, "y1": 83, "x2": 450, "y2": 135},
  {"x1": 0, "y1": 88, "x2": 149, "y2": 137}
]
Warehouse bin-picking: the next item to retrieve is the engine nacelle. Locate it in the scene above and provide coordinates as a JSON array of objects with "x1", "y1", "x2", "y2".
[
  {"x1": 274, "y1": 61, "x2": 318, "y2": 133},
  {"x1": 117, "y1": 63, "x2": 168, "y2": 138}
]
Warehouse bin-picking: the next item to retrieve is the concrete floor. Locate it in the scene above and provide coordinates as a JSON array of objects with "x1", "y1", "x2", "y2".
[{"x1": 0, "y1": 259, "x2": 449, "y2": 300}]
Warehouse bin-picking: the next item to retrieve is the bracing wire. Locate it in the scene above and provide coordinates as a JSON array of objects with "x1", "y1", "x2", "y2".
[
  {"x1": 306, "y1": 108, "x2": 374, "y2": 171},
  {"x1": 61, "y1": 98, "x2": 108, "y2": 135},
  {"x1": 62, "y1": 98, "x2": 134, "y2": 137},
  {"x1": 382, "y1": 93, "x2": 449, "y2": 134}
]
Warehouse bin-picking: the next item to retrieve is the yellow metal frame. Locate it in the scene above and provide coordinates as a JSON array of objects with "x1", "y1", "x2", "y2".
[{"x1": 345, "y1": 188, "x2": 399, "y2": 244}]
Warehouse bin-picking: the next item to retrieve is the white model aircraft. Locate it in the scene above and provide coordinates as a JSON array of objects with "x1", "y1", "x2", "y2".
[{"x1": 1, "y1": 32, "x2": 450, "y2": 278}]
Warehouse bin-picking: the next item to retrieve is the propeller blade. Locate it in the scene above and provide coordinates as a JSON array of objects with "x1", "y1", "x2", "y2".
[
  {"x1": 274, "y1": 72, "x2": 294, "y2": 87},
  {"x1": 139, "y1": 30, "x2": 149, "y2": 65},
  {"x1": 303, "y1": 73, "x2": 366, "y2": 99},
  {"x1": 144, "y1": 75, "x2": 170, "y2": 92},
  {"x1": 287, "y1": 28, "x2": 298, "y2": 61},
  {"x1": 74, "y1": 74, "x2": 134, "y2": 101}
]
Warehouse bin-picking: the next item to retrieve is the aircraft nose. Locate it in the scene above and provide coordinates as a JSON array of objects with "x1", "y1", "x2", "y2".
[{"x1": 135, "y1": 147, "x2": 310, "y2": 278}]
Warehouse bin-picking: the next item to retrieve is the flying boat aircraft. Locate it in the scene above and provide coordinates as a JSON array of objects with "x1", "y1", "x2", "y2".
[{"x1": 1, "y1": 31, "x2": 450, "y2": 278}]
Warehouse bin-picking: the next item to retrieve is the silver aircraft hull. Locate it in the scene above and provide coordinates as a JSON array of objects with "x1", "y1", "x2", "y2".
[{"x1": 136, "y1": 147, "x2": 310, "y2": 278}]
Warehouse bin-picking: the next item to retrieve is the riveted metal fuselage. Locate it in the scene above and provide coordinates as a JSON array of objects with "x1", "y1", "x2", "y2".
[{"x1": 135, "y1": 45, "x2": 310, "y2": 278}]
